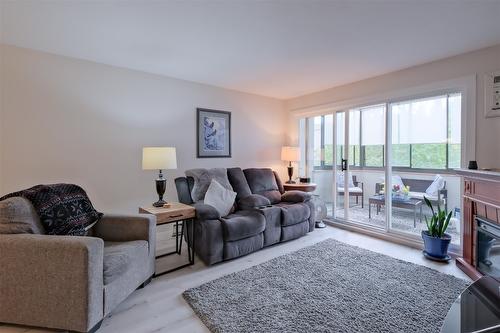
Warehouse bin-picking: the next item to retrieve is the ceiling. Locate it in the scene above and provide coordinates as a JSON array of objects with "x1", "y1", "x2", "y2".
[{"x1": 2, "y1": 1, "x2": 500, "y2": 99}]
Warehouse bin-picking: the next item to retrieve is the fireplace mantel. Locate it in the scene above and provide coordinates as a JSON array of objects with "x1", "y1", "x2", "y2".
[{"x1": 455, "y1": 169, "x2": 500, "y2": 280}]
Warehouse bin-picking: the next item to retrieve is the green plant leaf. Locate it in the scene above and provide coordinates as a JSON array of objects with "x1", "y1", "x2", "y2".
[
  {"x1": 441, "y1": 211, "x2": 452, "y2": 236},
  {"x1": 424, "y1": 196, "x2": 434, "y2": 216}
]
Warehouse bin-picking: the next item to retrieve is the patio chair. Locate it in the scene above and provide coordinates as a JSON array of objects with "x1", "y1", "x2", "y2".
[{"x1": 337, "y1": 174, "x2": 364, "y2": 208}]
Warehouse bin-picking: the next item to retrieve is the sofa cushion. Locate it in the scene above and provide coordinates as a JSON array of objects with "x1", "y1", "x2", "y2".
[
  {"x1": 185, "y1": 168, "x2": 233, "y2": 202},
  {"x1": 223, "y1": 233, "x2": 264, "y2": 260},
  {"x1": 204, "y1": 179, "x2": 237, "y2": 217},
  {"x1": 281, "y1": 191, "x2": 312, "y2": 203},
  {"x1": 276, "y1": 202, "x2": 311, "y2": 226},
  {"x1": 220, "y1": 210, "x2": 266, "y2": 242},
  {"x1": 243, "y1": 168, "x2": 281, "y2": 204},
  {"x1": 0, "y1": 197, "x2": 45, "y2": 234},
  {"x1": 281, "y1": 220, "x2": 310, "y2": 242},
  {"x1": 227, "y1": 167, "x2": 252, "y2": 200},
  {"x1": 238, "y1": 194, "x2": 271, "y2": 209},
  {"x1": 103, "y1": 240, "x2": 148, "y2": 285}
]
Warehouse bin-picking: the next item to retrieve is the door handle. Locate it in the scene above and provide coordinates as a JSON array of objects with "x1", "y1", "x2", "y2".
[{"x1": 341, "y1": 159, "x2": 347, "y2": 171}]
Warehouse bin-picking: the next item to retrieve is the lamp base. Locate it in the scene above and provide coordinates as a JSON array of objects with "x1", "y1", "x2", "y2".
[
  {"x1": 285, "y1": 180, "x2": 296, "y2": 184},
  {"x1": 153, "y1": 173, "x2": 167, "y2": 208},
  {"x1": 153, "y1": 199, "x2": 167, "y2": 208}
]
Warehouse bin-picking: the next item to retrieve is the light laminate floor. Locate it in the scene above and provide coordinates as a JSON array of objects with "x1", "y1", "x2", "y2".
[{"x1": 0, "y1": 225, "x2": 470, "y2": 333}]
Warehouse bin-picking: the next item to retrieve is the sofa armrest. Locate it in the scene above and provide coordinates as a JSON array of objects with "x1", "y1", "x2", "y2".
[
  {"x1": 0, "y1": 234, "x2": 104, "y2": 332},
  {"x1": 238, "y1": 194, "x2": 271, "y2": 210},
  {"x1": 94, "y1": 214, "x2": 156, "y2": 245},
  {"x1": 281, "y1": 190, "x2": 312, "y2": 203},
  {"x1": 193, "y1": 202, "x2": 221, "y2": 220}
]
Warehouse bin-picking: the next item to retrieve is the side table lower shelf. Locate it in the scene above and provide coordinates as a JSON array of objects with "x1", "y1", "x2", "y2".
[
  {"x1": 139, "y1": 203, "x2": 196, "y2": 277},
  {"x1": 154, "y1": 218, "x2": 195, "y2": 277}
]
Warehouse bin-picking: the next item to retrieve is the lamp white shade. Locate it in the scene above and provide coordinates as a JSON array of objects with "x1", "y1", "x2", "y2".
[
  {"x1": 142, "y1": 147, "x2": 177, "y2": 170},
  {"x1": 281, "y1": 146, "x2": 300, "y2": 162}
]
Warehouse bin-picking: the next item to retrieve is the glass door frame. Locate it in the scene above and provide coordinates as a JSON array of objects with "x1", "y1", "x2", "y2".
[{"x1": 332, "y1": 107, "x2": 390, "y2": 232}]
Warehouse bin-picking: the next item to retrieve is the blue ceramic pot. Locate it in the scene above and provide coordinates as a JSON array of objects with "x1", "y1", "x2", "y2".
[{"x1": 422, "y1": 231, "x2": 451, "y2": 258}]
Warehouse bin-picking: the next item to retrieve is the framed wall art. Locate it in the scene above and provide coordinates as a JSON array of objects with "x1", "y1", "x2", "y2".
[{"x1": 197, "y1": 108, "x2": 231, "y2": 158}]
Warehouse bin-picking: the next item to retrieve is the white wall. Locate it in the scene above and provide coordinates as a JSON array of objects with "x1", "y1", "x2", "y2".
[
  {"x1": 286, "y1": 44, "x2": 500, "y2": 169},
  {"x1": 0, "y1": 45, "x2": 287, "y2": 213}
]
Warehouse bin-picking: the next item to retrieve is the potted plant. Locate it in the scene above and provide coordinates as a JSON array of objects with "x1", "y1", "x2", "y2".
[{"x1": 422, "y1": 197, "x2": 452, "y2": 259}]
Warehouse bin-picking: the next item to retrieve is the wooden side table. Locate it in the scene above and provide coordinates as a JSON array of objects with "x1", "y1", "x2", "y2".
[
  {"x1": 283, "y1": 182, "x2": 317, "y2": 192},
  {"x1": 139, "y1": 202, "x2": 196, "y2": 277}
]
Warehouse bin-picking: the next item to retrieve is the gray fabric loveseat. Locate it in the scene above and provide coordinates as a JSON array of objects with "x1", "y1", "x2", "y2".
[
  {"x1": 0, "y1": 197, "x2": 156, "y2": 333},
  {"x1": 175, "y1": 167, "x2": 315, "y2": 265}
]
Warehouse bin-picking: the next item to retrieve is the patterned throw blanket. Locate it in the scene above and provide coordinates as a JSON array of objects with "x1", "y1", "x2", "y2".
[{"x1": 0, "y1": 184, "x2": 103, "y2": 236}]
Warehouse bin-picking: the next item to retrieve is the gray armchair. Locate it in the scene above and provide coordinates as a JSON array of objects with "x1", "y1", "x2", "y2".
[{"x1": 0, "y1": 197, "x2": 156, "y2": 333}]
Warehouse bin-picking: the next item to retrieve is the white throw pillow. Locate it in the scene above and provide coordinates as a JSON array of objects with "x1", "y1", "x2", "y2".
[
  {"x1": 204, "y1": 179, "x2": 237, "y2": 217},
  {"x1": 426, "y1": 174, "x2": 445, "y2": 197}
]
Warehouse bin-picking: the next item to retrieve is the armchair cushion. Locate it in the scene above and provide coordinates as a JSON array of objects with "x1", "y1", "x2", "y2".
[
  {"x1": 103, "y1": 240, "x2": 148, "y2": 285},
  {"x1": 238, "y1": 194, "x2": 271, "y2": 209},
  {"x1": 193, "y1": 202, "x2": 221, "y2": 220},
  {"x1": 93, "y1": 214, "x2": 155, "y2": 247},
  {"x1": 0, "y1": 197, "x2": 45, "y2": 234},
  {"x1": 281, "y1": 191, "x2": 312, "y2": 203}
]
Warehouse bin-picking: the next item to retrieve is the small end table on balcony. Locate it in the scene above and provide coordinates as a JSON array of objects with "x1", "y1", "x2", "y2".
[
  {"x1": 139, "y1": 203, "x2": 196, "y2": 277},
  {"x1": 368, "y1": 194, "x2": 423, "y2": 227}
]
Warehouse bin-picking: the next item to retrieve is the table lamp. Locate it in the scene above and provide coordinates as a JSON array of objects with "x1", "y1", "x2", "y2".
[
  {"x1": 281, "y1": 146, "x2": 300, "y2": 184},
  {"x1": 142, "y1": 147, "x2": 177, "y2": 207}
]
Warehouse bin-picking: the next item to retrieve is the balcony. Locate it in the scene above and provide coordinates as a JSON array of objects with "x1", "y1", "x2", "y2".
[{"x1": 313, "y1": 169, "x2": 461, "y2": 246}]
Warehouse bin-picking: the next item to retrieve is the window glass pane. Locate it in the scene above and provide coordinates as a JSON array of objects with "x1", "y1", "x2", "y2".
[
  {"x1": 313, "y1": 116, "x2": 321, "y2": 167},
  {"x1": 364, "y1": 145, "x2": 384, "y2": 167},
  {"x1": 324, "y1": 115, "x2": 333, "y2": 166},
  {"x1": 361, "y1": 105, "x2": 385, "y2": 145},
  {"x1": 349, "y1": 110, "x2": 360, "y2": 166},
  {"x1": 392, "y1": 144, "x2": 410, "y2": 167},
  {"x1": 411, "y1": 144, "x2": 446, "y2": 169},
  {"x1": 448, "y1": 93, "x2": 461, "y2": 168},
  {"x1": 336, "y1": 112, "x2": 344, "y2": 166},
  {"x1": 359, "y1": 105, "x2": 385, "y2": 168}
]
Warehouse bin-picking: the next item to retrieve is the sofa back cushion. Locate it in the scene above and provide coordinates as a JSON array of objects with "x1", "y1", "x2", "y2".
[
  {"x1": 185, "y1": 168, "x2": 233, "y2": 202},
  {"x1": 175, "y1": 177, "x2": 194, "y2": 205},
  {"x1": 227, "y1": 167, "x2": 252, "y2": 200},
  {"x1": 243, "y1": 168, "x2": 281, "y2": 204},
  {"x1": 0, "y1": 197, "x2": 46, "y2": 234}
]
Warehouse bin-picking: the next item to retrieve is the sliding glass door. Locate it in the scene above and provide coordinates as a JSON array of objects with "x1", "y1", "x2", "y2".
[
  {"x1": 388, "y1": 94, "x2": 462, "y2": 251},
  {"x1": 298, "y1": 90, "x2": 463, "y2": 251},
  {"x1": 335, "y1": 106, "x2": 386, "y2": 229}
]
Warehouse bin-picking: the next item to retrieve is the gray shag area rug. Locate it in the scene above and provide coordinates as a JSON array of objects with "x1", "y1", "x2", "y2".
[{"x1": 183, "y1": 239, "x2": 469, "y2": 333}]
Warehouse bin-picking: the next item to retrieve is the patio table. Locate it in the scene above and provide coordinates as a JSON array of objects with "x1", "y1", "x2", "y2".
[{"x1": 368, "y1": 194, "x2": 423, "y2": 227}]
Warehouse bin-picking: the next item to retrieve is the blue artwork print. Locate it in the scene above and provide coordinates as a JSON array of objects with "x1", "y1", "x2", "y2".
[{"x1": 203, "y1": 116, "x2": 226, "y2": 151}]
